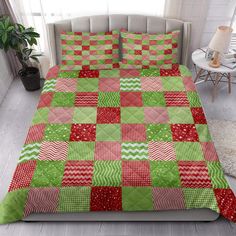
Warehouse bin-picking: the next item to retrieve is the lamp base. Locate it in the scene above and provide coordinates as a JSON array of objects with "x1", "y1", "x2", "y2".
[{"x1": 208, "y1": 51, "x2": 220, "y2": 68}]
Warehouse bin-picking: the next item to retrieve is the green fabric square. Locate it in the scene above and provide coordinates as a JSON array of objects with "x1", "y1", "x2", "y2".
[
  {"x1": 51, "y1": 92, "x2": 75, "y2": 107},
  {"x1": 121, "y1": 107, "x2": 144, "y2": 123},
  {"x1": 44, "y1": 124, "x2": 71, "y2": 141},
  {"x1": 142, "y1": 92, "x2": 166, "y2": 107},
  {"x1": 96, "y1": 124, "x2": 121, "y2": 141},
  {"x1": 98, "y1": 92, "x2": 120, "y2": 107},
  {"x1": 140, "y1": 69, "x2": 160, "y2": 77},
  {"x1": 68, "y1": 142, "x2": 95, "y2": 160},
  {"x1": 183, "y1": 188, "x2": 219, "y2": 212},
  {"x1": 196, "y1": 124, "x2": 212, "y2": 142},
  {"x1": 77, "y1": 78, "x2": 99, "y2": 92},
  {"x1": 92, "y1": 160, "x2": 121, "y2": 186},
  {"x1": 122, "y1": 187, "x2": 153, "y2": 211},
  {"x1": 32, "y1": 108, "x2": 49, "y2": 125},
  {"x1": 0, "y1": 189, "x2": 29, "y2": 224},
  {"x1": 179, "y1": 65, "x2": 192, "y2": 76},
  {"x1": 73, "y1": 107, "x2": 97, "y2": 123},
  {"x1": 146, "y1": 124, "x2": 172, "y2": 141},
  {"x1": 31, "y1": 161, "x2": 65, "y2": 187},
  {"x1": 161, "y1": 77, "x2": 185, "y2": 91},
  {"x1": 207, "y1": 162, "x2": 229, "y2": 188},
  {"x1": 150, "y1": 161, "x2": 180, "y2": 187},
  {"x1": 168, "y1": 107, "x2": 194, "y2": 124},
  {"x1": 58, "y1": 187, "x2": 91, "y2": 212},
  {"x1": 99, "y1": 69, "x2": 120, "y2": 78},
  {"x1": 187, "y1": 92, "x2": 201, "y2": 107},
  {"x1": 174, "y1": 142, "x2": 204, "y2": 160},
  {"x1": 19, "y1": 143, "x2": 41, "y2": 163},
  {"x1": 58, "y1": 71, "x2": 79, "y2": 78}
]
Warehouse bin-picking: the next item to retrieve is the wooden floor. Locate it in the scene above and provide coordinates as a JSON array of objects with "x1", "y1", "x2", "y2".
[{"x1": 0, "y1": 78, "x2": 236, "y2": 236}]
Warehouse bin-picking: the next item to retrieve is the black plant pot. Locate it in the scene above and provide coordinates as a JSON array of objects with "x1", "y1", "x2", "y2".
[{"x1": 19, "y1": 67, "x2": 40, "y2": 91}]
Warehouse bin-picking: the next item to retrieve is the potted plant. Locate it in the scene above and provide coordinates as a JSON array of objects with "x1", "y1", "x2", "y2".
[{"x1": 0, "y1": 16, "x2": 41, "y2": 91}]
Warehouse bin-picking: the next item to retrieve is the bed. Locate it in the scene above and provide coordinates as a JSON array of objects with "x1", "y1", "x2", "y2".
[{"x1": 0, "y1": 15, "x2": 236, "y2": 224}]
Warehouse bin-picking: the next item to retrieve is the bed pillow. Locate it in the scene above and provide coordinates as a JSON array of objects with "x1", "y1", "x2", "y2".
[
  {"x1": 120, "y1": 30, "x2": 180, "y2": 69},
  {"x1": 60, "y1": 30, "x2": 119, "y2": 70}
]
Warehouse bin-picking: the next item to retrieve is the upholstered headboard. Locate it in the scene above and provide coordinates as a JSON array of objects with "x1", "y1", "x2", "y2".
[{"x1": 47, "y1": 14, "x2": 191, "y2": 66}]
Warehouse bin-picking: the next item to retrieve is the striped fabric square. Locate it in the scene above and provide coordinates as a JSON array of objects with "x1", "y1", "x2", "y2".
[
  {"x1": 164, "y1": 92, "x2": 189, "y2": 107},
  {"x1": 25, "y1": 124, "x2": 46, "y2": 144},
  {"x1": 201, "y1": 142, "x2": 219, "y2": 161},
  {"x1": 61, "y1": 30, "x2": 119, "y2": 70},
  {"x1": 55, "y1": 78, "x2": 77, "y2": 92},
  {"x1": 141, "y1": 77, "x2": 163, "y2": 91},
  {"x1": 75, "y1": 92, "x2": 98, "y2": 107}
]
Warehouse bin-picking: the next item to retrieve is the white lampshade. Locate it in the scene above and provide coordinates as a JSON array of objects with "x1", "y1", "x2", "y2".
[{"x1": 208, "y1": 26, "x2": 233, "y2": 53}]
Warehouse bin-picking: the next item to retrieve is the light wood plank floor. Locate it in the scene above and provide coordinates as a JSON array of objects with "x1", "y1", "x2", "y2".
[{"x1": 0, "y1": 79, "x2": 236, "y2": 236}]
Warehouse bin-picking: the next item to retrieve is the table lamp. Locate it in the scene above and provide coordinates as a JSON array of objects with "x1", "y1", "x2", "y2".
[{"x1": 208, "y1": 26, "x2": 233, "y2": 68}]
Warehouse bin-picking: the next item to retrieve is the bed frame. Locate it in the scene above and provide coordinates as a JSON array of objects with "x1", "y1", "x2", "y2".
[{"x1": 24, "y1": 15, "x2": 220, "y2": 222}]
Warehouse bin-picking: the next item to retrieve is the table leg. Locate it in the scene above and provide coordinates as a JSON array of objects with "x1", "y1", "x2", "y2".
[
  {"x1": 194, "y1": 68, "x2": 204, "y2": 83},
  {"x1": 228, "y1": 73, "x2": 231, "y2": 94},
  {"x1": 212, "y1": 73, "x2": 221, "y2": 102},
  {"x1": 204, "y1": 71, "x2": 211, "y2": 82}
]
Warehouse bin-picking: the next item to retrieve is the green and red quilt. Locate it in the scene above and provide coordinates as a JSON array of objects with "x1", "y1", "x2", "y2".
[{"x1": 0, "y1": 64, "x2": 236, "y2": 224}]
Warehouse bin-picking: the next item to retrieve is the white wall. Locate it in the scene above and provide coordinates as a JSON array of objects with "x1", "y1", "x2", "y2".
[{"x1": 0, "y1": 52, "x2": 13, "y2": 104}]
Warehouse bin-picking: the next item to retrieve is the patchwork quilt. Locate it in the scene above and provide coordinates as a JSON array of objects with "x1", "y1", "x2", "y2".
[{"x1": 0, "y1": 64, "x2": 236, "y2": 224}]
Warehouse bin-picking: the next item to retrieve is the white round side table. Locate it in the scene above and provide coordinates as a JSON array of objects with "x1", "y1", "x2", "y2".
[{"x1": 192, "y1": 49, "x2": 235, "y2": 102}]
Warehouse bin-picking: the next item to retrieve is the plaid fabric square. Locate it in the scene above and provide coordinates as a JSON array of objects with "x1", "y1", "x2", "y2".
[
  {"x1": 95, "y1": 142, "x2": 121, "y2": 160},
  {"x1": 121, "y1": 107, "x2": 144, "y2": 123},
  {"x1": 142, "y1": 92, "x2": 166, "y2": 107},
  {"x1": 24, "y1": 188, "x2": 59, "y2": 217},
  {"x1": 120, "y1": 78, "x2": 141, "y2": 91},
  {"x1": 44, "y1": 124, "x2": 71, "y2": 141},
  {"x1": 98, "y1": 78, "x2": 120, "y2": 92},
  {"x1": 144, "y1": 107, "x2": 169, "y2": 123},
  {"x1": 96, "y1": 124, "x2": 121, "y2": 141},
  {"x1": 120, "y1": 30, "x2": 179, "y2": 69},
  {"x1": 8, "y1": 160, "x2": 36, "y2": 192},
  {"x1": 99, "y1": 69, "x2": 119, "y2": 78},
  {"x1": 92, "y1": 160, "x2": 121, "y2": 186},
  {"x1": 152, "y1": 188, "x2": 185, "y2": 210},
  {"x1": 140, "y1": 77, "x2": 163, "y2": 91},
  {"x1": 120, "y1": 69, "x2": 140, "y2": 78},
  {"x1": 121, "y1": 124, "x2": 146, "y2": 142},
  {"x1": 183, "y1": 76, "x2": 196, "y2": 91},
  {"x1": 18, "y1": 143, "x2": 41, "y2": 163},
  {"x1": 98, "y1": 92, "x2": 120, "y2": 107},
  {"x1": 196, "y1": 124, "x2": 212, "y2": 142},
  {"x1": 191, "y1": 107, "x2": 207, "y2": 124},
  {"x1": 55, "y1": 78, "x2": 77, "y2": 92},
  {"x1": 168, "y1": 107, "x2": 194, "y2": 124},
  {"x1": 160, "y1": 64, "x2": 181, "y2": 76},
  {"x1": 201, "y1": 142, "x2": 219, "y2": 161},
  {"x1": 68, "y1": 142, "x2": 95, "y2": 160},
  {"x1": 58, "y1": 187, "x2": 91, "y2": 212},
  {"x1": 77, "y1": 78, "x2": 99, "y2": 92},
  {"x1": 122, "y1": 160, "x2": 151, "y2": 186},
  {"x1": 59, "y1": 71, "x2": 79, "y2": 78},
  {"x1": 46, "y1": 65, "x2": 59, "y2": 79},
  {"x1": 39, "y1": 141, "x2": 68, "y2": 160},
  {"x1": 51, "y1": 92, "x2": 75, "y2": 107},
  {"x1": 37, "y1": 92, "x2": 53, "y2": 108},
  {"x1": 171, "y1": 124, "x2": 199, "y2": 142},
  {"x1": 70, "y1": 124, "x2": 96, "y2": 141},
  {"x1": 148, "y1": 142, "x2": 176, "y2": 161},
  {"x1": 73, "y1": 107, "x2": 97, "y2": 123},
  {"x1": 122, "y1": 142, "x2": 148, "y2": 160},
  {"x1": 48, "y1": 108, "x2": 73, "y2": 124},
  {"x1": 62, "y1": 160, "x2": 93, "y2": 186},
  {"x1": 161, "y1": 77, "x2": 185, "y2": 91},
  {"x1": 61, "y1": 31, "x2": 119, "y2": 70},
  {"x1": 32, "y1": 108, "x2": 49, "y2": 125},
  {"x1": 25, "y1": 124, "x2": 46, "y2": 144},
  {"x1": 164, "y1": 92, "x2": 189, "y2": 106},
  {"x1": 178, "y1": 161, "x2": 212, "y2": 188},
  {"x1": 79, "y1": 70, "x2": 99, "y2": 78},
  {"x1": 97, "y1": 107, "x2": 120, "y2": 124},
  {"x1": 90, "y1": 187, "x2": 122, "y2": 211},
  {"x1": 120, "y1": 92, "x2": 143, "y2": 107},
  {"x1": 146, "y1": 124, "x2": 172, "y2": 141},
  {"x1": 75, "y1": 92, "x2": 98, "y2": 107}
]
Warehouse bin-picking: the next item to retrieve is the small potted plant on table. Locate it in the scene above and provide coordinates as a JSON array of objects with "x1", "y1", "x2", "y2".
[{"x1": 0, "y1": 16, "x2": 41, "y2": 91}]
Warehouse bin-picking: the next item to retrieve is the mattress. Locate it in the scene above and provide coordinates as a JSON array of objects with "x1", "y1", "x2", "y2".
[{"x1": 0, "y1": 64, "x2": 235, "y2": 224}]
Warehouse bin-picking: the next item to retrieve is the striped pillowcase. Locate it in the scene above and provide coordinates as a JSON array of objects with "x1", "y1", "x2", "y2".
[
  {"x1": 120, "y1": 30, "x2": 180, "y2": 69},
  {"x1": 60, "y1": 30, "x2": 120, "y2": 70}
]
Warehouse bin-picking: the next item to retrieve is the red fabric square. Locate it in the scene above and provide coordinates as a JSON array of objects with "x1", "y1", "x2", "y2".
[
  {"x1": 191, "y1": 107, "x2": 207, "y2": 124},
  {"x1": 141, "y1": 77, "x2": 163, "y2": 91},
  {"x1": 95, "y1": 142, "x2": 121, "y2": 160},
  {"x1": 201, "y1": 142, "x2": 219, "y2": 161},
  {"x1": 122, "y1": 124, "x2": 146, "y2": 141},
  {"x1": 120, "y1": 92, "x2": 143, "y2": 107},
  {"x1": 24, "y1": 188, "x2": 59, "y2": 217},
  {"x1": 8, "y1": 160, "x2": 36, "y2": 192},
  {"x1": 120, "y1": 69, "x2": 140, "y2": 78},
  {"x1": 55, "y1": 78, "x2": 77, "y2": 92},
  {"x1": 99, "y1": 78, "x2": 120, "y2": 91},
  {"x1": 75, "y1": 92, "x2": 98, "y2": 107},
  {"x1": 122, "y1": 160, "x2": 151, "y2": 186},
  {"x1": 90, "y1": 187, "x2": 122, "y2": 211},
  {"x1": 164, "y1": 92, "x2": 189, "y2": 107},
  {"x1": 37, "y1": 92, "x2": 53, "y2": 108},
  {"x1": 178, "y1": 161, "x2": 212, "y2": 188},
  {"x1": 144, "y1": 107, "x2": 169, "y2": 123},
  {"x1": 152, "y1": 188, "x2": 185, "y2": 210},
  {"x1": 183, "y1": 76, "x2": 196, "y2": 91},
  {"x1": 46, "y1": 66, "x2": 59, "y2": 80},
  {"x1": 62, "y1": 160, "x2": 94, "y2": 186},
  {"x1": 160, "y1": 64, "x2": 180, "y2": 76},
  {"x1": 70, "y1": 124, "x2": 96, "y2": 141},
  {"x1": 79, "y1": 70, "x2": 99, "y2": 78},
  {"x1": 97, "y1": 107, "x2": 120, "y2": 124},
  {"x1": 25, "y1": 124, "x2": 46, "y2": 144},
  {"x1": 48, "y1": 108, "x2": 73, "y2": 123},
  {"x1": 39, "y1": 141, "x2": 68, "y2": 160},
  {"x1": 214, "y1": 189, "x2": 236, "y2": 223},
  {"x1": 171, "y1": 124, "x2": 199, "y2": 142}
]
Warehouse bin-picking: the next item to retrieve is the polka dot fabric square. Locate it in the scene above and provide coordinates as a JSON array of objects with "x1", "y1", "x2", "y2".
[{"x1": 70, "y1": 124, "x2": 96, "y2": 141}]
